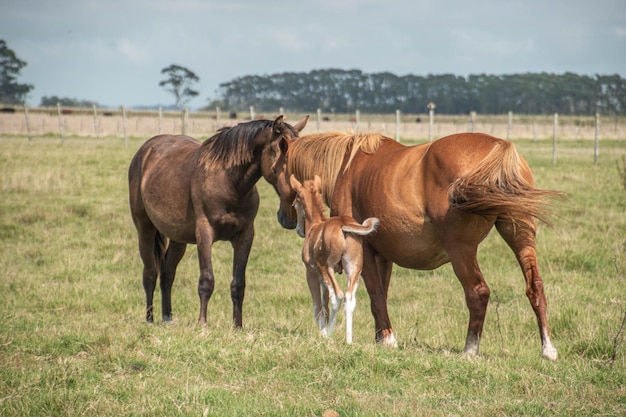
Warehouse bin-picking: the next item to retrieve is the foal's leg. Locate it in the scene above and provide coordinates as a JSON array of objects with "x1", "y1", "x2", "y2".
[
  {"x1": 496, "y1": 220, "x2": 558, "y2": 360},
  {"x1": 320, "y1": 265, "x2": 343, "y2": 337},
  {"x1": 343, "y1": 260, "x2": 360, "y2": 345},
  {"x1": 160, "y1": 241, "x2": 187, "y2": 322},
  {"x1": 230, "y1": 226, "x2": 254, "y2": 328},
  {"x1": 306, "y1": 265, "x2": 327, "y2": 333}
]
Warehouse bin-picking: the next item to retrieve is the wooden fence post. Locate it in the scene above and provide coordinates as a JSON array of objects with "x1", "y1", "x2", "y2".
[
  {"x1": 57, "y1": 102, "x2": 65, "y2": 145},
  {"x1": 215, "y1": 107, "x2": 220, "y2": 132},
  {"x1": 122, "y1": 106, "x2": 128, "y2": 147},
  {"x1": 355, "y1": 109, "x2": 360, "y2": 133},
  {"x1": 250, "y1": 106, "x2": 255, "y2": 120},
  {"x1": 594, "y1": 112, "x2": 600, "y2": 165},
  {"x1": 507, "y1": 111, "x2": 513, "y2": 140},
  {"x1": 93, "y1": 105, "x2": 100, "y2": 139},
  {"x1": 182, "y1": 108, "x2": 188, "y2": 135},
  {"x1": 395, "y1": 109, "x2": 401, "y2": 141},
  {"x1": 158, "y1": 106, "x2": 163, "y2": 134},
  {"x1": 552, "y1": 113, "x2": 558, "y2": 165},
  {"x1": 23, "y1": 104, "x2": 32, "y2": 144},
  {"x1": 427, "y1": 102, "x2": 436, "y2": 141},
  {"x1": 317, "y1": 108, "x2": 321, "y2": 132}
]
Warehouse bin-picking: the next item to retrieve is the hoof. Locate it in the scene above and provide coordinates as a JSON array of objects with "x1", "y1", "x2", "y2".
[{"x1": 542, "y1": 345, "x2": 558, "y2": 361}]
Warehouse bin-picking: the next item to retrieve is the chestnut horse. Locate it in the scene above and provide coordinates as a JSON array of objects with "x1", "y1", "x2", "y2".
[
  {"x1": 291, "y1": 175, "x2": 379, "y2": 343},
  {"x1": 128, "y1": 115, "x2": 308, "y2": 326},
  {"x1": 273, "y1": 131, "x2": 562, "y2": 359}
]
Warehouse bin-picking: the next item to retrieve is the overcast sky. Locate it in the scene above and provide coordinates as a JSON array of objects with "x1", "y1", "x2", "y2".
[{"x1": 2, "y1": 0, "x2": 625, "y2": 109}]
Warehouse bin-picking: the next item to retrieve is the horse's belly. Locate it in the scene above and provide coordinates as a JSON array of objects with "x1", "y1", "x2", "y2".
[
  {"x1": 146, "y1": 207, "x2": 196, "y2": 243},
  {"x1": 371, "y1": 222, "x2": 450, "y2": 270}
]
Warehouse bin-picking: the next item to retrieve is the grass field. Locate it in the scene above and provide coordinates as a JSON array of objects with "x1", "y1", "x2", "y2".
[{"x1": 1, "y1": 134, "x2": 625, "y2": 416}]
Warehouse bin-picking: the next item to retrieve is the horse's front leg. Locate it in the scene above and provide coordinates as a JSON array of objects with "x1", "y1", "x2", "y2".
[
  {"x1": 230, "y1": 226, "x2": 254, "y2": 328},
  {"x1": 195, "y1": 221, "x2": 215, "y2": 326}
]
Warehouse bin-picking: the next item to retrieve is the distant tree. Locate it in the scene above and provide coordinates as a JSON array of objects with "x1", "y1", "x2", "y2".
[
  {"x1": 159, "y1": 64, "x2": 199, "y2": 109},
  {"x1": 40, "y1": 96, "x2": 99, "y2": 107},
  {"x1": 0, "y1": 39, "x2": 33, "y2": 104}
]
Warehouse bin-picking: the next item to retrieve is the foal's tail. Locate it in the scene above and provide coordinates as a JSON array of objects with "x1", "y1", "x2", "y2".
[
  {"x1": 448, "y1": 141, "x2": 563, "y2": 227},
  {"x1": 342, "y1": 217, "x2": 380, "y2": 235}
]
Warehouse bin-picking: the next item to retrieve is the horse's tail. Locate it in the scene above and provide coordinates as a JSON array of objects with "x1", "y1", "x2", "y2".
[
  {"x1": 448, "y1": 141, "x2": 563, "y2": 227},
  {"x1": 154, "y1": 232, "x2": 169, "y2": 277},
  {"x1": 342, "y1": 217, "x2": 380, "y2": 235}
]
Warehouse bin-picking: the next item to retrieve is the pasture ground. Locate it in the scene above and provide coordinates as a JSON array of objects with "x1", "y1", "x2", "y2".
[{"x1": 1, "y1": 134, "x2": 625, "y2": 416}]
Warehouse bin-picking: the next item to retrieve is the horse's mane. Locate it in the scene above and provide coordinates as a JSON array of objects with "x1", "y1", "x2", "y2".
[
  {"x1": 200, "y1": 119, "x2": 297, "y2": 170},
  {"x1": 288, "y1": 131, "x2": 384, "y2": 205}
]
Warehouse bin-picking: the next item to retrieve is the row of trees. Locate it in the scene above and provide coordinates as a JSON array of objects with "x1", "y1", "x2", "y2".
[
  {"x1": 209, "y1": 69, "x2": 626, "y2": 115},
  {"x1": 2, "y1": 38, "x2": 624, "y2": 115}
]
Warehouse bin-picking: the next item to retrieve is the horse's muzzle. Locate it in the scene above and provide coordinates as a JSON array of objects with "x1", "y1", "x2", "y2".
[{"x1": 277, "y1": 210, "x2": 297, "y2": 230}]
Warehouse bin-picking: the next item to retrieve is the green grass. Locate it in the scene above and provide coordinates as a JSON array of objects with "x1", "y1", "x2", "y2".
[{"x1": 1, "y1": 135, "x2": 625, "y2": 416}]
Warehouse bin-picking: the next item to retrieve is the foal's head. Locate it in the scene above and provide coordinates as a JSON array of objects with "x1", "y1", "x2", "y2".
[{"x1": 289, "y1": 175, "x2": 325, "y2": 238}]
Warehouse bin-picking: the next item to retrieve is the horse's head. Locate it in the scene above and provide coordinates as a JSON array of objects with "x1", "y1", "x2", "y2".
[{"x1": 260, "y1": 115, "x2": 308, "y2": 229}]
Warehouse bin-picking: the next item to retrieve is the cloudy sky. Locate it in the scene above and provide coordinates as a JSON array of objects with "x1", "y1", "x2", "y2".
[{"x1": 2, "y1": 0, "x2": 625, "y2": 109}]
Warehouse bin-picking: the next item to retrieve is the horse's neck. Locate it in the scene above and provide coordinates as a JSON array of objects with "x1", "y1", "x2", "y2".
[{"x1": 231, "y1": 162, "x2": 263, "y2": 194}]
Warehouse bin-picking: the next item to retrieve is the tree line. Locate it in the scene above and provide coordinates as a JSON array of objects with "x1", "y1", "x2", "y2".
[{"x1": 209, "y1": 69, "x2": 626, "y2": 116}]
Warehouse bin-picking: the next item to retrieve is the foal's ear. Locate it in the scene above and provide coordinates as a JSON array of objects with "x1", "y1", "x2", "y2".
[
  {"x1": 272, "y1": 115, "x2": 284, "y2": 135},
  {"x1": 289, "y1": 174, "x2": 302, "y2": 191},
  {"x1": 313, "y1": 175, "x2": 322, "y2": 191},
  {"x1": 293, "y1": 115, "x2": 309, "y2": 133}
]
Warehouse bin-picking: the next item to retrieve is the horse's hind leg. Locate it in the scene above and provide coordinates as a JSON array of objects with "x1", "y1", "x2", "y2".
[
  {"x1": 496, "y1": 220, "x2": 558, "y2": 360},
  {"x1": 160, "y1": 241, "x2": 187, "y2": 322},
  {"x1": 134, "y1": 221, "x2": 162, "y2": 323}
]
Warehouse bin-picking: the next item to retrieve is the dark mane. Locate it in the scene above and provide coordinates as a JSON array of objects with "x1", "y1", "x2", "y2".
[{"x1": 200, "y1": 119, "x2": 296, "y2": 170}]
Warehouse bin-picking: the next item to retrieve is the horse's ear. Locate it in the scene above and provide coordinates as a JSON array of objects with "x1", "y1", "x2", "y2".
[
  {"x1": 289, "y1": 174, "x2": 302, "y2": 191},
  {"x1": 272, "y1": 115, "x2": 284, "y2": 135},
  {"x1": 293, "y1": 115, "x2": 309, "y2": 133}
]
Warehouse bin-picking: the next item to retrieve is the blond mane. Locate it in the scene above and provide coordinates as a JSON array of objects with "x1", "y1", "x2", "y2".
[{"x1": 288, "y1": 131, "x2": 384, "y2": 205}]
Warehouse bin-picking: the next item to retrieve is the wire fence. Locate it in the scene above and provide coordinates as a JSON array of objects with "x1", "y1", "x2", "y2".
[{"x1": 1, "y1": 105, "x2": 624, "y2": 151}]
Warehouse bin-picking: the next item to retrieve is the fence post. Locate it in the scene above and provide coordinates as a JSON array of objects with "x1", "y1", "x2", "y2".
[
  {"x1": 158, "y1": 106, "x2": 163, "y2": 134},
  {"x1": 250, "y1": 106, "x2": 255, "y2": 120},
  {"x1": 427, "y1": 102, "x2": 436, "y2": 141},
  {"x1": 469, "y1": 111, "x2": 476, "y2": 133},
  {"x1": 317, "y1": 108, "x2": 321, "y2": 132},
  {"x1": 216, "y1": 107, "x2": 220, "y2": 132},
  {"x1": 122, "y1": 106, "x2": 128, "y2": 147},
  {"x1": 93, "y1": 105, "x2": 100, "y2": 139},
  {"x1": 507, "y1": 111, "x2": 513, "y2": 140},
  {"x1": 182, "y1": 108, "x2": 188, "y2": 135},
  {"x1": 57, "y1": 102, "x2": 65, "y2": 145},
  {"x1": 355, "y1": 110, "x2": 360, "y2": 133},
  {"x1": 594, "y1": 112, "x2": 600, "y2": 165},
  {"x1": 552, "y1": 113, "x2": 558, "y2": 165},
  {"x1": 23, "y1": 104, "x2": 32, "y2": 144},
  {"x1": 395, "y1": 109, "x2": 401, "y2": 141}
]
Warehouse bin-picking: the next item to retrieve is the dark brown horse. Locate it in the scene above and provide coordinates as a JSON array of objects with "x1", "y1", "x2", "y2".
[
  {"x1": 273, "y1": 131, "x2": 562, "y2": 359},
  {"x1": 128, "y1": 115, "x2": 308, "y2": 326}
]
